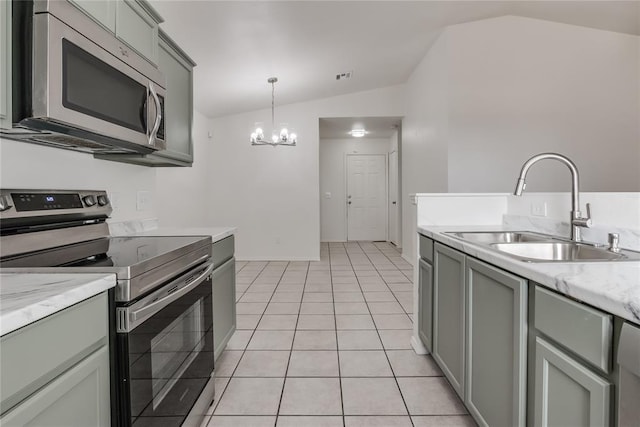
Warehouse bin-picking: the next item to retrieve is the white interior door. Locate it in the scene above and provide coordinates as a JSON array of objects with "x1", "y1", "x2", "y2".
[
  {"x1": 347, "y1": 154, "x2": 387, "y2": 241},
  {"x1": 388, "y1": 150, "x2": 399, "y2": 246}
]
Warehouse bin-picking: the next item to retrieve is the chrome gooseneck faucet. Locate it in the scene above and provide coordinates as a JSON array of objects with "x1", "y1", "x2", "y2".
[{"x1": 514, "y1": 153, "x2": 592, "y2": 242}]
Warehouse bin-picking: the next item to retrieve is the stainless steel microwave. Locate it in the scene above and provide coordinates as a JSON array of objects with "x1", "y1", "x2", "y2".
[{"x1": 3, "y1": 1, "x2": 166, "y2": 154}]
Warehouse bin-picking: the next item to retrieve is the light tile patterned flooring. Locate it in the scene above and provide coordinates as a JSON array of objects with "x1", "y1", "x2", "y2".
[{"x1": 203, "y1": 242, "x2": 475, "y2": 427}]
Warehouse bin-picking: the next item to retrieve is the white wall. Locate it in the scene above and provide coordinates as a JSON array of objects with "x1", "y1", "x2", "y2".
[
  {"x1": 207, "y1": 85, "x2": 405, "y2": 260},
  {"x1": 401, "y1": 30, "x2": 450, "y2": 262},
  {"x1": 156, "y1": 110, "x2": 213, "y2": 227},
  {"x1": 320, "y1": 137, "x2": 391, "y2": 242},
  {"x1": 446, "y1": 16, "x2": 640, "y2": 193},
  {"x1": 401, "y1": 15, "x2": 640, "y2": 260},
  {"x1": 0, "y1": 137, "x2": 157, "y2": 223}
]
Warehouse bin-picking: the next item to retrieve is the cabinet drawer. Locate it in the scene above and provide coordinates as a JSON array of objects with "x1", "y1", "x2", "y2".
[
  {"x1": 419, "y1": 234, "x2": 434, "y2": 262},
  {"x1": 0, "y1": 345, "x2": 111, "y2": 426},
  {"x1": 0, "y1": 293, "x2": 108, "y2": 414},
  {"x1": 213, "y1": 235, "x2": 235, "y2": 267},
  {"x1": 534, "y1": 286, "x2": 612, "y2": 373}
]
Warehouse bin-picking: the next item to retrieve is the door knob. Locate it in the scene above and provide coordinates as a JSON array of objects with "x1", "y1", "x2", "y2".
[{"x1": 392, "y1": 201, "x2": 396, "y2": 205}]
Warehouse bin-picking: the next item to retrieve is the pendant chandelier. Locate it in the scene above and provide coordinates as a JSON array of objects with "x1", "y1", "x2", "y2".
[{"x1": 250, "y1": 77, "x2": 297, "y2": 146}]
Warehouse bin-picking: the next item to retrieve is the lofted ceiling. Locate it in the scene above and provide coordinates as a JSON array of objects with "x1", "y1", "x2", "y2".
[{"x1": 149, "y1": 1, "x2": 640, "y2": 119}]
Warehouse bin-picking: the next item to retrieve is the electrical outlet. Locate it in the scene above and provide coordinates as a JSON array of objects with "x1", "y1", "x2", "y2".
[
  {"x1": 136, "y1": 191, "x2": 152, "y2": 211},
  {"x1": 531, "y1": 202, "x2": 547, "y2": 217}
]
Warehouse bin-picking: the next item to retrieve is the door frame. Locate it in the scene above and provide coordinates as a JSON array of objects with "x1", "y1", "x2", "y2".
[
  {"x1": 345, "y1": 153, "x2": 388, "y2": 241},
  {"x1": 388, "y1": 149, "x2": 399, "y2": 247}
]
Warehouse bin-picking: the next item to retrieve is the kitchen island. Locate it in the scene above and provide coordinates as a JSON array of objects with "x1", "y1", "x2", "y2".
[{"x1": 417, "y1": 224, "x2": 639, "y2": 427}]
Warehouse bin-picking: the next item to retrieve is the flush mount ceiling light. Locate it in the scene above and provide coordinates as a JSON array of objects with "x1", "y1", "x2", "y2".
[
  {"x1": 348, "y1": 129, "x2": 367, "y2": 138},
  {"x1": 250, "y1": 77, "x2": 297, "y2": 146}
]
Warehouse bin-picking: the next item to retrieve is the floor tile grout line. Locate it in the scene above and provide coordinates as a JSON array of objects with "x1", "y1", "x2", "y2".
[
  {"x1": 211, "y1": 260, "x2": 290, "y2": 419},
  {"x1": 355, "y1": 241, "x2": 413, "y2": 320},
  {"x1": 208, "y1": 260, "x2": 272, "y2": 421},
  {"x1": 324, "y1": 243, "x2": 346, "y2": 426},
  {"x1": 274, "y1": 260, "x2": 311, "y2": 423},
  {"x1": 349, "y1": 241, "x2": 415, "y2": 426}
]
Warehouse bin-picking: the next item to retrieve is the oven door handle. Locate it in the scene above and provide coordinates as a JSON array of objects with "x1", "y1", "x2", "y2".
[{"x1": 119, "y1": 262, "x2": 215, "y2": 332}]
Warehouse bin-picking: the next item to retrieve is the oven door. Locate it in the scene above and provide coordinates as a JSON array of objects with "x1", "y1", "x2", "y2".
[
  {"x1": 116, "y1": 261, "x2": 214, "y2": 427},
  {"x1": 30, "y1": 11, "x2": 166, "y2": 152}
]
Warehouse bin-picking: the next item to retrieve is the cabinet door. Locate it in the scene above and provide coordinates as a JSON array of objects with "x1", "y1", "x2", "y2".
[
  {"x1": 0, "y1": 0, "x2": 11, "y2": 130},
  {"x1": 418, "y1": 258, "x2": 433, "y2": 352},
  {"x1": 534, "y1": 337, "x2": 611, "y2": 427},
  {"x1": 433, "y1": 243, "x2": 466, "y2": 398},
  {"x1": 68, "y1": 0, "x2": 116, "y2": 31},
  {"x1": 213, "y1": 257, "x2": 237, "y2": 361},
  {"x1": 466, "y1": 258, "x2": 527, "y2": 427},
  {"x1": 0, "y1": 346, "x2": 111, "y2": 427},
  {"x1": 115, "y1": 0, "x2": 159, "y2": 64},
  {"x1": 156, "y1": 30, "x2": 195, "y2": 163}
]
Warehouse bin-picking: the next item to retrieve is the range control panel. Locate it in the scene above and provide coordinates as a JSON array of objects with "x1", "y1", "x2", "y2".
[{"x1": 0, "y1": 189, "x2": 112, "y2": 222}]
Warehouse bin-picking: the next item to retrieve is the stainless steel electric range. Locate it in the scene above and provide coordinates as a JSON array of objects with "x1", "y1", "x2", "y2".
[{"x1": 0, "y1": 189, "x2": 216, "y2": 427}]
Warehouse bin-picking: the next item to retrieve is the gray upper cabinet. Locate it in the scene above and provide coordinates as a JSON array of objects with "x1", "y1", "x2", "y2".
[
  {"x1": 98, "y1": 29, "x2": 196, "y2": 166},
  {"x1": 534, "y1": 337, "x2": 611, "y2": 427},
  {"x1": 68, "y1": 0, "x2": 116, "y2": 31},
  {"x1": 465, "y1": 257, "x2": 527, "y2": 427},
  {"x1": 418, "y1": 258, "x2": 434, "y2": 352},
  {"x1": 69, "y1": 0, "x2": 162, "y2": 65},
  {"x1": 433, "y1": 243, "x2": 466, "y2": 399},
  {"x1": 0, "y1": 0, "x2": 11, "y2": 130},
  {"x1": 115, "y1": 0, "x2": 161, "y2": 65}
]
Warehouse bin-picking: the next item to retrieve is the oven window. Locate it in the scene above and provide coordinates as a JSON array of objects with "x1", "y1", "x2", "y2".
[
  {"x1": 150, "y1": 299, "x2": 205, "y2": 410},
  {"x1": 121, "y1": 276, "x2": 214, "y2": 426},
  {"x1": 62, "y1": 39, "x2": 147, "y2": 133}
]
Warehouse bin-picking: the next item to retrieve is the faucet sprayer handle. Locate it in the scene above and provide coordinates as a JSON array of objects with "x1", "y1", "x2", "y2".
[{"x1": 573, "y1": 203, "x2": 593, "y2": 228}]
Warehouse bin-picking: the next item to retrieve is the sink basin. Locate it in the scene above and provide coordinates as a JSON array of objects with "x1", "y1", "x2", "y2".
[
  {"x1": 445, "y1": 231, "x2": 557, "y2": 244},
  {"x1": 490, "y1": 242, "x2": 639, "y2": 262}
]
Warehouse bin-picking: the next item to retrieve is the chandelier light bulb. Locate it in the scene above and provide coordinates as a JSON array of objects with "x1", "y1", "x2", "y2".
[{"x1": 249, "y1": 77, "x2": 297, "y2": 146}]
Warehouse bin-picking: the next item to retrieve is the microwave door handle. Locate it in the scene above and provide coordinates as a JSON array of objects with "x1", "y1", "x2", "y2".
[
  {"x1": 148, "y1": 82, "x2": 162, "y2": 146},
  {"x1": 125, "y1": 262, "x2": 215, "y2": 331}
]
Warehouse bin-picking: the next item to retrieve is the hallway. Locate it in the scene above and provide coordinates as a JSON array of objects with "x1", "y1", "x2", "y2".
[{"x1": 204, "y1": 242, "x2": 474, "y2": 426}]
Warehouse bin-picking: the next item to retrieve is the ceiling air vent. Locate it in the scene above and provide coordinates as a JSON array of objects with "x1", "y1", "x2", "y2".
[{"x1": 336, "y1": 71, "x2": 353, "y2": 81}]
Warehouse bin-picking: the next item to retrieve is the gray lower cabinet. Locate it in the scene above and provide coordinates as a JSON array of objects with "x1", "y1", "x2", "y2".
[
  {"x1": 0, "y1": 293, "x2": 110, "y2": 426},
  {"x1": 465, "y1": 257, "x2": 527, "y2": 427},
  {"x1": 213, "y1": 257, "x2": 237, "y2": 361},
  {"x1": 534, "y1": 336, "x2": 611, "y2": 427},
  {"x1": 433, "y1": 243, "x2": 466, "y2": 398},
  {"x1": 418, "y1": 258, "x2": 434, "y2": 352},
  {"x1": 1, "y1": 346, "x2": 111, "y2": 427}
]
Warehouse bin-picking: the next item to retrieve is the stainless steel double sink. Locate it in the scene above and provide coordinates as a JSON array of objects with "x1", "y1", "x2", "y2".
[{"x1": 444, "y1": 231, "x2": 640, "y2": 262}]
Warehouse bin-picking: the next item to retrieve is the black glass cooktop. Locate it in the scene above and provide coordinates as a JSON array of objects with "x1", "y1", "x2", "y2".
[{"x1": 0, "y1": 235, "x2": 209, "y2": 269}]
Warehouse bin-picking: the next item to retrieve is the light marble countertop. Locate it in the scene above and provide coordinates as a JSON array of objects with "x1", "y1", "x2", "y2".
[
  {"x1": 0, "y1": 273, "x2": 116, "y2": 336},
  {"x1": 418, "y1": 225, "x2": 640, "y2": 326},
  {"x1": 116, "y1": 226, "x2": 236, "y2": 243}
]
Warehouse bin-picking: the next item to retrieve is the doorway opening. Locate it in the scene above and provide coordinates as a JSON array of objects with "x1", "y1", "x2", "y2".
[{"x1": 319, "y1": 117, "x2": 402, "y2": 247}]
